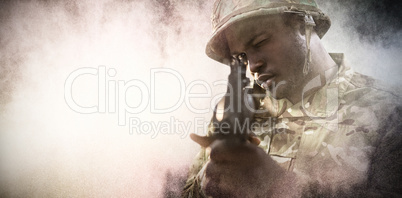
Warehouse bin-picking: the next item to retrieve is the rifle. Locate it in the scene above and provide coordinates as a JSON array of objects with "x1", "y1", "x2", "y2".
[{"x1": 190, "y1": 53, "x2": 263, "y2": 147}]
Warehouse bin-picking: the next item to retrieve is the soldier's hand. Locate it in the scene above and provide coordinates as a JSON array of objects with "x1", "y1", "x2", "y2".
[{"x1": 203, "y1": 138, "x2": 285, "y2": 197}]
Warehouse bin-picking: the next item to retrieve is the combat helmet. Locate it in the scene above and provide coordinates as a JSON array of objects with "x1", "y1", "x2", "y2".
[{"x1": 206, "y1": 0, "x2": 331, "y2": 66}]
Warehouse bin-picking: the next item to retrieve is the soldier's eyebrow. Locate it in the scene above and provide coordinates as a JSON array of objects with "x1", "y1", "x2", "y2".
[
  {"x1": 246, "y1": 31, "x2": 270, "y2": 48},
  {"x1": 228, "y1": 29, "x2": 270, "y2": 56},
  {"x1": 230, "y1": 32, "x2": 267, "y2": 56}
]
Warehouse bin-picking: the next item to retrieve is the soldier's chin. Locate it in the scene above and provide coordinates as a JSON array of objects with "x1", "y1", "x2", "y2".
[{"x1": 266, "y1": 87, "x2": 287, "y2": 100}]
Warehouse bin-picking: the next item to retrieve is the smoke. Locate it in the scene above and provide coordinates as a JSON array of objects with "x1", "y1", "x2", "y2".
[
  {"x1": 0, "y1": 0, "x2": 401, "y2": 197},
  {"x1": 317, "y1": 0, "x2": 402, "y2": 86},
  {"x1": 0, "y1": 0, "x2": 225, "y2": 197}
]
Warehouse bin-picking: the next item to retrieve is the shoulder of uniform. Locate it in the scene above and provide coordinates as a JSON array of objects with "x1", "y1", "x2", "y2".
[{"x1": 349, "y1": 71, "x2": 401, "y2": 100}]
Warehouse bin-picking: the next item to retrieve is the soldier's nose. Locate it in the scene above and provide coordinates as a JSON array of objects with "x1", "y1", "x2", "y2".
[{"x1": 249, "y1": 60, "x2": 264, "y2": 73}]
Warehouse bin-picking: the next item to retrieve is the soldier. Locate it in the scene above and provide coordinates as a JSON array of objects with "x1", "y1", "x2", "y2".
[{"x1": 183, "y1": 0, "x2": 402, "y2": 197}]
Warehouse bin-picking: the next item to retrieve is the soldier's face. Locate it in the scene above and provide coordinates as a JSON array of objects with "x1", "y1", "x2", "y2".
[{"x1": 225, "y1": 15, "x2": 307, "y2": 100}]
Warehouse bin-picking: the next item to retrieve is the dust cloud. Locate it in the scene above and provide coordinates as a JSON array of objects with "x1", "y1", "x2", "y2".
[
  {"x1": 0, "y1": 0, "x2": 400, "y2": 197},
  {"x1": 0, "y1": 0, "x2": 223, "y2": 197},
  {"x1": 317, "y1": 0, "x2": 402, "y2": 86}
]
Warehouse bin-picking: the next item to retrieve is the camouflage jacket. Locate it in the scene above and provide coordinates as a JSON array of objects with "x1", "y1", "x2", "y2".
[{"x1": 182, "y1": 54, "x2": 402, "y2": 197}]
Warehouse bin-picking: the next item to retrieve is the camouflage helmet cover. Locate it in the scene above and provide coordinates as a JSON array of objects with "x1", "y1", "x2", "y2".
[{"x1": 206, "y1": 0, "x2": 331, "y2": 65}]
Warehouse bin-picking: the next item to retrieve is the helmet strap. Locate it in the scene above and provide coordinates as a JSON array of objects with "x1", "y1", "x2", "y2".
[{"x1": 303, "y1": 14, "x2": 316, "y2": 76}]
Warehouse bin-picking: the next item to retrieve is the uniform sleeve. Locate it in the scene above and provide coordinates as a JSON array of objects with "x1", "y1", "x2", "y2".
[
  {"x1": 364, "y1": 106, "x2": 402, "y2": 196},
  {"x1": 181, "y1": 147, "x2": 208, "y2": 198},
  {"x1": 300, "y1": 106, "x2": 402, "y2": 197},
  {"x1": 182, "y1": 121, "x2": 219, "y2": 197},
  {"x1": 328, "y1": 105, "x2": 402, "y2": 197}
]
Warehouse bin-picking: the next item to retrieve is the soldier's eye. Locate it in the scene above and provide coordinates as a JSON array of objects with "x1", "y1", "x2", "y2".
[{"x1": 255, "y1": 38, "x2": 268, "y2": 47}]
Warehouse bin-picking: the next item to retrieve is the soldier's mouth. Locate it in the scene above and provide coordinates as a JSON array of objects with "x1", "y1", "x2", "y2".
[{"x1": 255, "y1": 73, "x2": 275, "y2": 89}]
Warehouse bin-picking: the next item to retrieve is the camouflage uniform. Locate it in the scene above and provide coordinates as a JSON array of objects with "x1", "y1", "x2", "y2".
[{"x1": 183, "y1": 54, "x2": 402, "y2": 197}]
